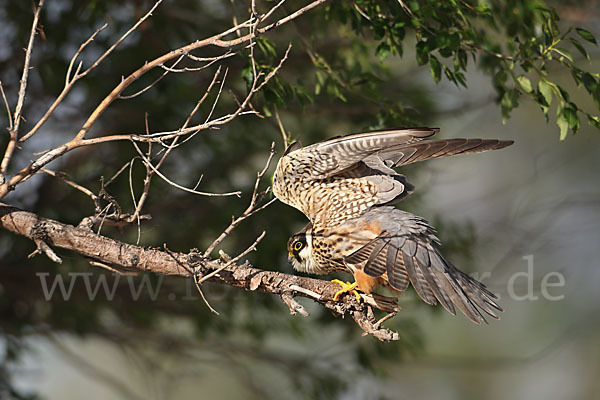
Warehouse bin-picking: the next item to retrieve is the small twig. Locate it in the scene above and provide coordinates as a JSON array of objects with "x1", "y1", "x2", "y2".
[
  {"x1": 158, "y1": 53, "x2": 232, "y2": 73},
  {"x1": 202, "y1": 67, "x2": 229, "y2": 127},
  {"x1": 11, "y1": 0, "x2": 44, "y2": 136},
  {"x1": 351, "y1": 311, "x2": 400, "y2": 342},
  {"x1": 105, "y1": 160, "x2": 133, "y2": 187},
  {"x1": 119, "y1": 54, "x2": 186, "y2": 99},
  {"x1": 28, "y1": 238, "x2": 63, "y2": 264},
  {"x1": 0, "y1": 81, "x2": 13, "y2": 132},
  {"x1": 0, "y1": 0, "x2": 44, "y2": 183},
  {"x1": 203, "y1": 143, "x2": 276, "y2": 256},
  {"x1": 88, "y1": 260, "x2": 138, "y2": 276},
  {"x1": 130, "y1": 140, "x2": 242, "y2": 197},
  {"x1": 274, "y1": 106, "x2": 289, "y2": 149},
  {"x1": 41, "y1": 168, "x2": 101, "y2": 210},
  {"x1": 186, "y1": 50, "x2": 234, "y2": 63},
  {"x1": 373, "y1": 311, "x2": 397, "y2": 330},
  {"x1": 288, "y1": 284, "x2": 322, "y2": 300},
  {"x1": 281, "y1": 291, "x2": 310, "y2": 317},
  {"x1": 259, "y1": 0, "x2": 287, "y2": 24},
  {"x1": 198, "y1": 231, "x2": 266, "y2": 285},
  {"x1": 20, "y1": 0, "x2": 164, "y2": 142},
  {"x1": 193, "y1": 278, "x2": 220, "y2": 315},
  {"x1": 150, "y1": 66, "x2": 221, "y2": 165},
  {"x1": 192, "y1": 230, "x2": 266, "y2": 314}
]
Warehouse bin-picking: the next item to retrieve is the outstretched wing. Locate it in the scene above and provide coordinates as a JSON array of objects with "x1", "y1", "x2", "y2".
[
  {"x1": 381, "y1": 138, "x2": 514, "y2": 167},
  {"x1": 344, "y1": 208, "x2": 502, "y2": 324},
  {"x1": 284, "y1": 128, "x2": 512, "y2": 181},
  {"x1": 297, "y1": 128, "x2": 438, "y2": 179}
]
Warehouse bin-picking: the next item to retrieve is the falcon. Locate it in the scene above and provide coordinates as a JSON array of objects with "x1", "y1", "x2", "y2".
[{"x1": 272, "y1": 128, "x2": 513, "y2": 324}]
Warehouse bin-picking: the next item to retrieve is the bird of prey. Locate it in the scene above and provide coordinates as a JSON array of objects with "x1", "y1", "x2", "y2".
[{"x1": 272, "y1": 128, "x2": 513, "y2": 324}]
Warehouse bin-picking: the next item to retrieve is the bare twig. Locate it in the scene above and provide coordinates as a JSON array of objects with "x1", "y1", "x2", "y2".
[
  {"x1": 41, "y1": 168, "x2": 101, "y2": 209},
  {"x1": 198, "y1": 231, "x2": 266, "y2": 285},
  {"x1": 274, "y1": 106, "x2": 289, "y2": 149},
  {"x1": 203, "y1": 142, "x2": 276, "y2": 257},
  {"x1": 20, "y1": 0, "x2": 164, "y2": 142},
  {"x1": 351, "y1": 311, "x2": 399, "y2": 342},
  {"x1": 119, "y1": 54, "x2": 186, "y2": 100},
  {"x1": 0, "y1": 0, "x2": 44, "y2": 183},
  {"x1": 288, "y1": 284, "x2": 322, "y2": 300},
  {"x1": 28, "y1": 238, "x2": 63, "y2": 264},
  {"x1": 130, "y1": 140, "x2": 242, "y2": 197},
  {"x1": 88, "y1": 260, "x2": 138, "y2": 276},
  {"x1": 0, "y1": 81, "x2": 13, "y2": 132},
  {"x1": 281, "y1": 291, "x2": 310, "y2": 317},
  {"x1": 193, "y1": 279, "x2": 219, "y2": 315}
]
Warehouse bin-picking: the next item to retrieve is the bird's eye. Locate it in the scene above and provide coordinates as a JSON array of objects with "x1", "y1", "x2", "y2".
[{"x1": 294, "y1": 241, "x2": 303, "y2": 251}]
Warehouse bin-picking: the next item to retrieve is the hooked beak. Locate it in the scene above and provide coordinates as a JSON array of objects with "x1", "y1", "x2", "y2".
[{"x1": 287, "y1": 252, "x2": 294, "y2": 264}]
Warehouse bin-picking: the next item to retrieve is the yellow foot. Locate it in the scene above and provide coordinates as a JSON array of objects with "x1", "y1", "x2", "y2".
[{"x1": 331, "y1": 279, "x2": 361, "y2": 301}]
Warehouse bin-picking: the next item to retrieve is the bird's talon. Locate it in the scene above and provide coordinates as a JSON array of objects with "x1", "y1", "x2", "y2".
[{"x1": 331, "y1": 279, "x2": 361, "y2": 301}]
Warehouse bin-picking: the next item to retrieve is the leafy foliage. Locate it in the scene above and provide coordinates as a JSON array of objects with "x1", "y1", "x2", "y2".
[{"x1": 316, "y1": 0, "x2": 599, "y2": 139}]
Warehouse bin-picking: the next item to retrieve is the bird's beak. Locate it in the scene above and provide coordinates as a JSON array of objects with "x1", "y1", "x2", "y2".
[{"x1": 287, "y1": 252, "x2": 294, "y2": 264}]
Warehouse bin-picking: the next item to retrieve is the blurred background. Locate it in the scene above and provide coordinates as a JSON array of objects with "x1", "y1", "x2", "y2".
[{"x1": 0, "y1": 1, "x2": 599, "y2": 399}]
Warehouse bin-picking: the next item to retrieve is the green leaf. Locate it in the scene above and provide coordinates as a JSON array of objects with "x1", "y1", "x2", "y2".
[
  {"x1": 256, "y1": 37, "x2": 277, "y2": 57},
  {"x1": 538, "y1": 80, "x2": 553, "y2": 105},
  {"x1": 556, "y1": 102, "x2": 568, "y2": 140},
  {"x1": 576, "y1": 28, "x2": 597, "y2": 45},
  {"x1": 557, "y1": 85, "x2": 570, "y2": 102},
  {"x1": 517, "y1": 75, "x2": 533, "y2": 93},
  {"x1": 587, "y1": 114, "x2": 600, "y2": 129},
  {"x1": 493, "y1": 70, "x2": 507, "y2": 88},
  {"x1": 429, "y1": 55, "x2": 441, "y2": 83},
  {"x1": 557, "y1": 113, "x2": 569, "y2": 140},
  {"x1": 455, "y1": 72, "x2": 467, "y2": 88},
  {"x1": 415, "y1": 41, "x2": 429, "y2": 65},
  {"x1": 376, "y1": 42, "x2": 391, "y2": 62},
  {"x1": 501, "y1": 88, "x2": 520, "y2": 122},
  {"x1": 557, "y1": 103, "x2": 580, "y2": 139},
  {"x1": 581, "y1": 72, "x2": 598, "y2": 96},
  {"x1": 457, "y1": 49, "x2": 468, "y2": 70},
  {"x1": 553, "y1": 47, "x2": 574, "y2": 62},
  {"x1": 569, "y1": 38, "x2": 589, "y2": 60},
  {"x1": 563, "y1": 107, "x2": 579, "y2": 133}
]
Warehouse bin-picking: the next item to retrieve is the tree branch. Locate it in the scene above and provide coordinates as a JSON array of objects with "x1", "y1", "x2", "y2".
[{"x1": 0, "y1": 203, "x2": 400, "y2": 341}]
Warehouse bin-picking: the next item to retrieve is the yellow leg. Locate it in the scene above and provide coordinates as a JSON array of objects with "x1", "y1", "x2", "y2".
[{"x1": 331, "y1": 279, "x2": 361, "y2": 301}]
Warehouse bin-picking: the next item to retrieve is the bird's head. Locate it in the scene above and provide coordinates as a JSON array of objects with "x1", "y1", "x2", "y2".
[{"x1": 286, "y1": 223, "x2": 317, "y2": 273}]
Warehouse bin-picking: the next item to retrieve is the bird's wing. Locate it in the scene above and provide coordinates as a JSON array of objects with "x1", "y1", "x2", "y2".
[
  {"x1": 296, "y1": 128, "x2": 438, "y2": 179},
  {"x1": 344, "y1": 208, "x2": 502, "y2": 324},
  {"x1": 379, "y1": 138, "x2": 514, "y2": 168},
  {"x1": 286, "y1": 128, "x2": 512, "y2": 180}
]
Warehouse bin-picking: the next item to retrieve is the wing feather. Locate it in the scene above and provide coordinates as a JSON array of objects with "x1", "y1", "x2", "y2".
[
  {"x1": 343, "y1": 208, "x2": 502, "y2": 324},
  {"x1": 302, "y1": 128, "x2": 438, "y2": 178},
  {"x1": 386, "y1": 138, "x2": 513, "y2": 167}
]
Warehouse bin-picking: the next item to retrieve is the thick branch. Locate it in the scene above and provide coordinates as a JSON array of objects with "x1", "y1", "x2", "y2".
[{"x1": 0, "y1": 203, "x2": 399, "y2": 341}]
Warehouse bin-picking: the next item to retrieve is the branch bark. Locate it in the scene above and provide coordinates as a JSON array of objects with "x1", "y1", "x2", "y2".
[{"x1": 0, "y1": 203, "x2": 400, "y2": 341}]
